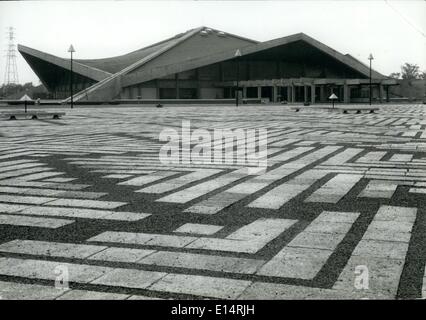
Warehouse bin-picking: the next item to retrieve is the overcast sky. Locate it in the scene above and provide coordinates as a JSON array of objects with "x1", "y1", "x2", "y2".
[{"x1": 0, "y1": 0, "x2": 425, "y2": 85}]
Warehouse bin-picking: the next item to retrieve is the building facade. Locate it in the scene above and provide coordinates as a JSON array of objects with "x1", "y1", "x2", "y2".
[{"x1": 18, "y1": 27, "x2": 397, "y2": 103}]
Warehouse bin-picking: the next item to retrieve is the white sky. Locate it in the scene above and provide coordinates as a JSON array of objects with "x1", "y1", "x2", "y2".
[{"x1": 0, "y1": 0, "x2": 425, "y2": 85}]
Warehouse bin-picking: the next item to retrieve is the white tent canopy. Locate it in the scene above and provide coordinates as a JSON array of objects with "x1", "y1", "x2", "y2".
[{"x1": 19, "y1": 94, "x2": 32, "y2": 101}]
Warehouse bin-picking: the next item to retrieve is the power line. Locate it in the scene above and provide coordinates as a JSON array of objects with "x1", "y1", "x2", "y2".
[{"x1": 384, "y1": 0, "x2": 426, "y2": 39}]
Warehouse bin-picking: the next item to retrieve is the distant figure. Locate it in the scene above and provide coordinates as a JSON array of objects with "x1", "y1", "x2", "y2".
[{"x1": 36, "y1": 98, "x2": 41, "y2": 105}]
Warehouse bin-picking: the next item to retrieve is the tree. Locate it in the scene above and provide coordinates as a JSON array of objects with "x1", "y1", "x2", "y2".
[
  {"x1": 389, "y1": 72, "x2": 401, "y2": 79},
  {"x1": 0, "y1": 82, "x2": 50, "y2": 99},
  {"x1": 0, "y1": 83, "x2": 22, "y2": 97},
  {"x1": 401, "y1": 63, "x2": 421, "y2": 80},
  {"x1": 23, "y1": 82, "x2": 34, "y2": 90}
]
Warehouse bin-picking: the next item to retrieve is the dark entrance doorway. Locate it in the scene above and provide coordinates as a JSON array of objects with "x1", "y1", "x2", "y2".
[
  {"x1": 159, "y1": 88, "x2": 177, "y2": 99},
  {"x1": 179, "y1": 88, "x2": 197, "y2": 99},
  {"x1": 278, "y1": 87, "x2": 287, "y2": 102},
  {"x1": 315, "y1": 86, "x2": 321, "y2": 103},
  {"x1": 294, "y1": 86, "x2": 304, "y2": 102},
  {"x1": 246, "y1": 87, "x2": 258, "y2": 98},
  {"x1": 261, "y1": 86, "x2": 273, "y2": 102}
]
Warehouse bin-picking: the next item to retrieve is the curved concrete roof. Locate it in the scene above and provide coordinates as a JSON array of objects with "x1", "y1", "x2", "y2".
[
  {"x1": 18, "y1": 44, "x2": 112, "y2": 82},
  {"x1": 73, "y1": 28, "x2": 203, "y2": 74},
  {"x1": 19, "y1": 26, "x2": 388, "y2": 103}
]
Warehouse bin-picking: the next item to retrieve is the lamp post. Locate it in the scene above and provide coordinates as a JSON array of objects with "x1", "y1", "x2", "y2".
[
  {"x1": 22, "y1": 90, "x2": 30, "y2": 113},
  {"x1": 368, "y1": 53, "x2": 374, "y2": 106},
  {"x1": 68, "y1": 44, "x2": 75, "y2": 109},
  {"x1": 234, "y1": 49, "x2": 242, "y2": 107}
]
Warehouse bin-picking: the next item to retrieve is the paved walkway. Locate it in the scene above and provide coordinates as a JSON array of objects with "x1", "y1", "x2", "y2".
[{"x1": 0, "y1": 104, "x2": 425, "y2": 299}]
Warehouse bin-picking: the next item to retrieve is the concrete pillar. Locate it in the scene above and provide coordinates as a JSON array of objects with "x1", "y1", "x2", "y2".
[
  {"x1": 247, "y1": 62, "x2": 251, "y2": 79},
  {"x1": 379, "y1": 84, "x2": 384, "y2": 103},
  {"x1": 237, "y1": 90, "x2": 243, "y2": 104},
  {"x1": 386, "y1": 86, "x2": 390, "y2": 102},
  {"x1": 195, "y1": 69, "x2": 200, "y2": 99},
  {"x1": 175, "y1": 74, "x2": 180, "y2": 99},
  {"x1": 304, "y1": 85, "x2": 308, "y2": 102},
  {"x1": 343, "y1": 84, "x2": 350, "y2": 104},
  {"x1": 311, "y1": 84, "x2": 315, "y2": 104},
  {"x1": 320, "y1": 85, "x2": 325, "y2": 102},
  {"x1": 242, "y1": 87, "x2": 247, "y2": 99},
  {"x1": 219, "y1": 63, "x2": 224, "y2": 82},
  {"x1": 257, "y1": 86, "x2": 262, "y2": 99},
  {"x1": 291, "y1": 84, "x2": 296, "y2": 103},
  {"x1": 272, "y1": 86, "x2": 278, "y2": 102},
  {"x1": 347, "y1": 85, "x2": 351, "y2": 103}
]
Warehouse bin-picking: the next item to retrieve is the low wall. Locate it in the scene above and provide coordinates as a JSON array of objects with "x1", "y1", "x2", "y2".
[{"x1": 115, "y1": 98, "x2": 262, "y2": 105}]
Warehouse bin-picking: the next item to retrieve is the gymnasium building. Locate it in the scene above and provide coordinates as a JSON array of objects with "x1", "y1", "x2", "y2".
[{"x1": 18, "y1": 26, "x2": 397, "y2": 104}]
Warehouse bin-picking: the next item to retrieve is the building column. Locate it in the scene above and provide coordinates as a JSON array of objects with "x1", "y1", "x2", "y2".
[
  {"x1": 242, "y1": 87, "x2": 247, "y2": 99},
  {"x1": 319, "y1": 85, "x2": 325, "y2": 102},
  {"x1": 175, "y1": 74, "x2": 180, "y2": 99},
  {"x1": 343, "y1": 83, "x2": 350, "y2": 104},
  {"x1": 219, "y1": 63, "x2": 224, "y2": 82},
  {"x1": 379, "y1": 84, "x2": 384, "y2": 103},
  {"x1": 195, "y1": 69, "x2": 201, "y2": 99},
  {"x1": 311, "y1": 84, "x2": 315, "y2": 104},
  {"x1": 257, "y1": 86, "x2": 262, "y2": 99},
  {"x1": 156, "y1": 80, "x2": 160, "y2": 99},
  {"x1": 291, "y1": 84, "x2": 296, "y2": 103},
  {"x1": 386, "y1": 86, "x2": 390, "y2": 102},
  {"x1": 272, "y1": 86, "x2": 278, "y2": 102},
  {"x1": 247, "y1": 62, "x2": 251, "y2": 79},
  {"x1": 287, "y1": 86, "x2": 291, "y2": 102},
  {"x1": 304, "y1": 85, "x2": 308, "y2": 102}
]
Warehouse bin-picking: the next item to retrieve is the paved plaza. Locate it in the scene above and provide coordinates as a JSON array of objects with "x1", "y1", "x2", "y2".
[{"x1": 0, "y1": 104, "x2": 425, "y2": 300}]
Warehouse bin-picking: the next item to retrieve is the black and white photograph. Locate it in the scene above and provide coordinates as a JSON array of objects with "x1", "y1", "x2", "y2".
[{"x1": 0, "y1": 0, "x2": 425, "y2": 313}]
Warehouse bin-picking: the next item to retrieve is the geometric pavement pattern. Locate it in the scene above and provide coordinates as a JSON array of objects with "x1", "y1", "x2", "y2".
[{"x1": 0, "y1": 104, "x2": 425, "y2": 299}]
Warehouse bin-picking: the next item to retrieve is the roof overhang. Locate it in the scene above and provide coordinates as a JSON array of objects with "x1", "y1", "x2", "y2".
[
  {"x1": 18, "y1": 44, "x2": 112, "y2": 82},
  {"x1": 122, "y1": 32, "x2": 387, "y2": 88},
  {"x1": 238, "y1": 33, "x2": 385, "y2": 79}
]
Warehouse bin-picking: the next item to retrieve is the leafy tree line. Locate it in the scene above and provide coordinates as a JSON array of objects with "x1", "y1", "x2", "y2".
[
  {"x1": 389, "y1": 63, "x2": 426, "y2": 80},
  {"x1": 0, "y1": 82, "x2": 51, "y2": 99}
]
